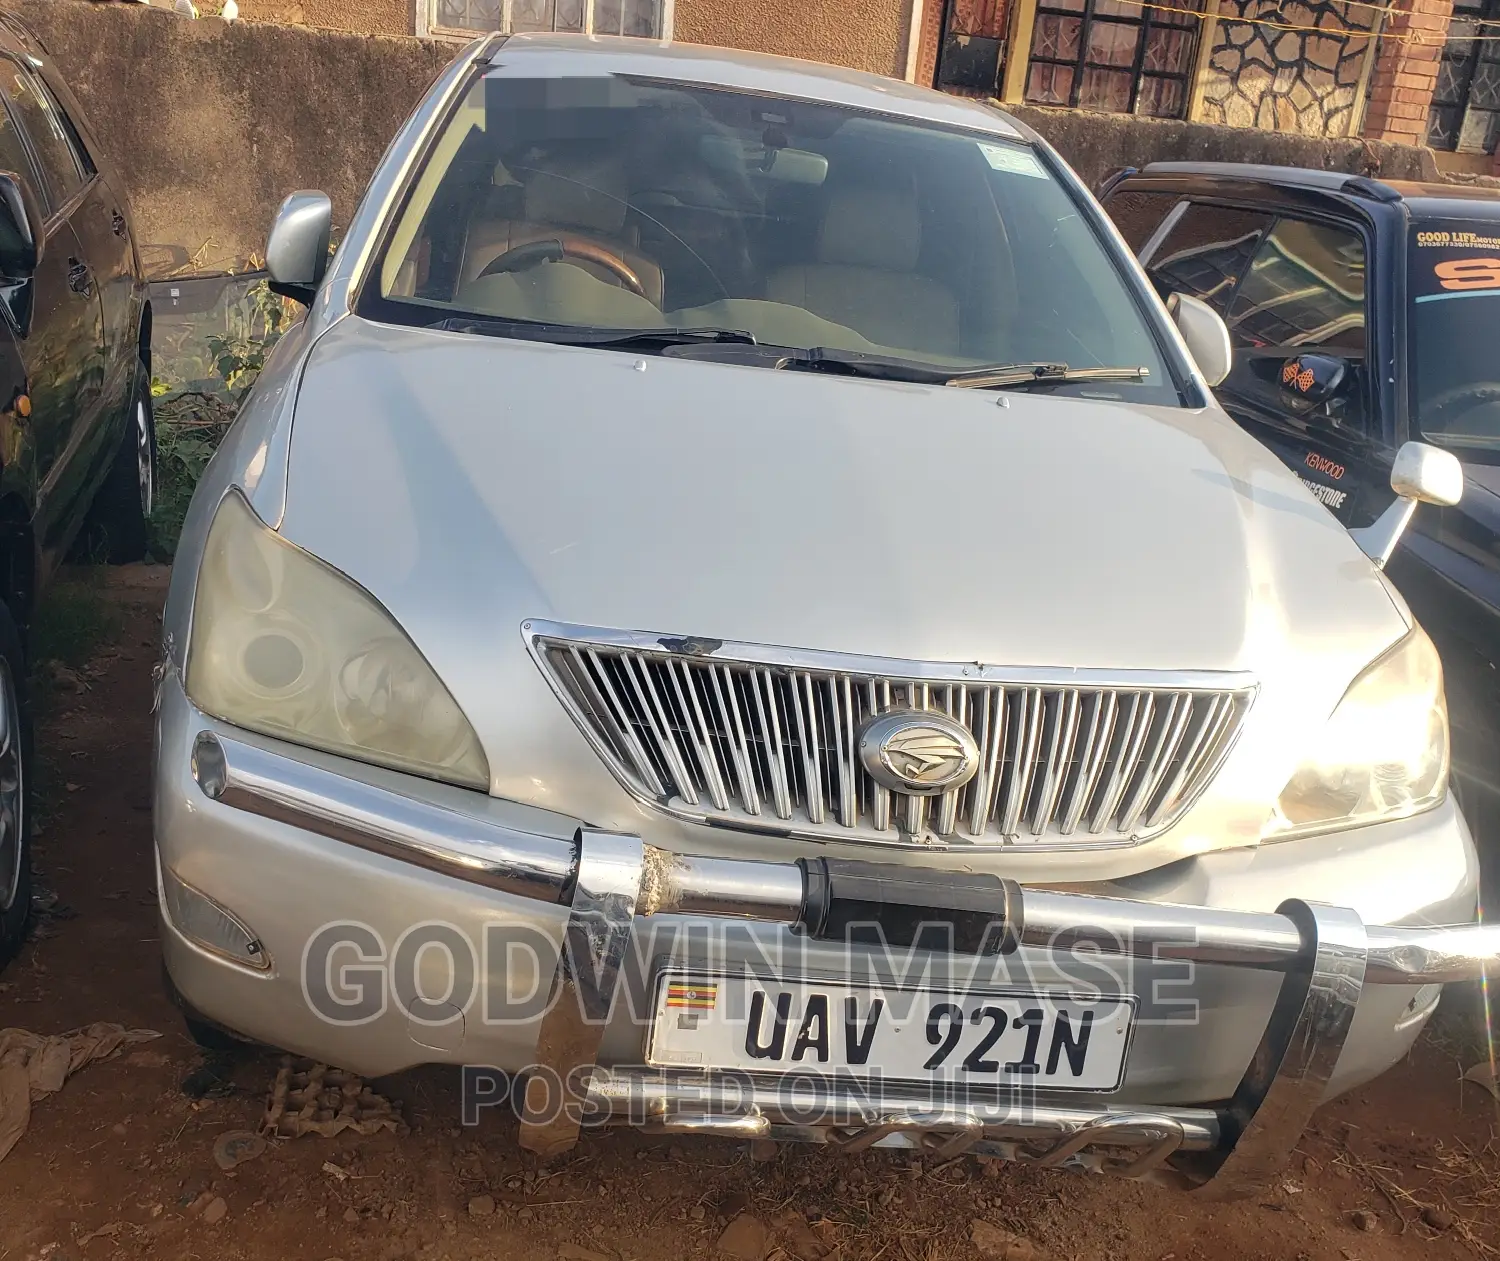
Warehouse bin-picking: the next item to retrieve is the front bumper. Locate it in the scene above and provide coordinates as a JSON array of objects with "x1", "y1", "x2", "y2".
[{"x1": 155, "y1": 680, "x2": 1497, "y2": 1195}]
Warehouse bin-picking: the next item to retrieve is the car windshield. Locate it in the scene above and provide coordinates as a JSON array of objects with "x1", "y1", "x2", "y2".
[
  {"x1": 1409, "y1": 218, "x2": 1500, "y2": 450},
  {"x1": 361, "y1": 72, "x2": 1175, "y2": 401}
]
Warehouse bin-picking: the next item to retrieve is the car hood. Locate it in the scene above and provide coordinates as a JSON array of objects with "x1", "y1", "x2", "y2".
[{"x1": 269, "y1": 318, "x2": 1409, "y2": 870}]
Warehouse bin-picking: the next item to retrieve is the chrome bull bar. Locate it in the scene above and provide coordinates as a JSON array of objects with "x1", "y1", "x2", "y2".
[{"x1": 191, "y1": 732, "x2": 1500, "y2": 1196}]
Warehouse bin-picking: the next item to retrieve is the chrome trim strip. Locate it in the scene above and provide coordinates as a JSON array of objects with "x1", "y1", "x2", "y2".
[
  {"x1": 519, "y1": 829, "x2": 645, "y2": 1158},
  {"x1": 525, "y1": 619, "x2": 1260, "y2": 691},
  {"x1": 190, "y1": 731, "x2": 578, "y2": 902}
]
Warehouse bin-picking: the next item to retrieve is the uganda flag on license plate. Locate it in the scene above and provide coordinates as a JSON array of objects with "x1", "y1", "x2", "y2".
[{"x1": 665, "y1": 981, "x2": 718, "y2": 1011}]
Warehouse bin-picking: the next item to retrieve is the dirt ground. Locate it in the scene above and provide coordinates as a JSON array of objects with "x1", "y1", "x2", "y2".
[{"x1": 2, "y1": 569, "x2": 1499, "y2": 1261}]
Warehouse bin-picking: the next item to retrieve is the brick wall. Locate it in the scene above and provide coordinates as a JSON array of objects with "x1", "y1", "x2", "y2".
[
  {"x1": 915, "y1": 0, "x2": 944, "y2": 86},
  {"x1": 1362, "y1": 0, "x2": 1453, "y2": 145}
]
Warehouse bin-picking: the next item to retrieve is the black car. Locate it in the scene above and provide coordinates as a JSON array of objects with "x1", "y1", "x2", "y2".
[
  {"x1": 0, "y1": 15, "x2": 152, "y2": 968},
  {"x1": 1101, "y1": 162, "x2": 1500, "y2": 882}
]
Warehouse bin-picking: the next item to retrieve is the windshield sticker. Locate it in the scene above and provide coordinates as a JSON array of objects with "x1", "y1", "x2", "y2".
[
  {"x1": 1416, "y1": 228, "x2": 1500, "y2": 250},
  {"x1": 977, "y1": 142, "x2": 1048, "y2": 179},
  {"x1": 1305, "y1": 451, "x2": 1346, "y2": 481},
  {"x1": 1412, "y1": 225, "x2": 1500, "y2": 304},
  {"x1": 1431, "y1": 258, "x2": 1500, "y2": 291},
  {"x1": 1299, "y1": 475, "x2": 1348, "y2": 511}
]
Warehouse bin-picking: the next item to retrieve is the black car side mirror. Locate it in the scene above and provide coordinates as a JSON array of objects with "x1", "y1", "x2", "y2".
[
  {"x1": 1278, "y1": 353, "x2": 1348, "y2": 405},
  {"x1": 0, "y1": 170, "x2": 41, "y2": 282}
]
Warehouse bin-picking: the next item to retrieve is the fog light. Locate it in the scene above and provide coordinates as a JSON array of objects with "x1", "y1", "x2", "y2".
[{"x1": 159, "y1": 861, "x2": 270, "y2": 971}]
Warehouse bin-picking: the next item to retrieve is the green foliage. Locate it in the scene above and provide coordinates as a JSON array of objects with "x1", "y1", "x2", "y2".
[
  {"x1": 147, "y1": 393, "x2": 236, "y2": 560},
  {"x1": 203, "y1": 280, "x2": 291, "y2": 394},
  {"x1": 147, "y1": 277, "x2": 298, "y2": 557}
]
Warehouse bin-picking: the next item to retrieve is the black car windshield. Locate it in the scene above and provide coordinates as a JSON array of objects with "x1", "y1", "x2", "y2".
[
  {"x1": 1410, "y1": 219, "x2": 1500, "y2": 449},
  {"x1": 361, "y1": 72, "x2": 1175, "y2": 402}
]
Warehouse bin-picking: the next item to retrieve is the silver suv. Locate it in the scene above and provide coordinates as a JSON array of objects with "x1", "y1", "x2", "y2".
[{"x1": 153, "y1": 34, "x2": 1496, "y2": 1193}]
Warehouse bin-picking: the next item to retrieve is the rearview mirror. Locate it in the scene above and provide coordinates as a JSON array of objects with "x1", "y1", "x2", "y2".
[
  {"x1": 1350, "y1": 441, "x2": 1464, "y2": 568},
  {"x1": 0, "y1": 170, "x2": 42, "y2": 281},
  {"x1": 266, "y1": 190, "x2": 332, "y2": 306},
  {"x1": 1166, "y1": 292, "x2": 1231, "y2": 387}
]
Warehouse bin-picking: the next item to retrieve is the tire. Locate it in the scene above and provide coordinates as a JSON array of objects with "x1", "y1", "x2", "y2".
[
  {"x1": 0, "y1": 603, "x2": 32, "y2": 973},
  {"x1": 83, "y1": 366, "x2": 156, "y2": 564}
]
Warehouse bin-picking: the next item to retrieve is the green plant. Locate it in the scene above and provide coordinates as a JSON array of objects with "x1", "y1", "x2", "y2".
[
  {"x1": 148, "y1": 393, "x2": 237, "y2": 559},
  {"x1": 205, "y1": 279, "x2": 292, "y2": 394},
  {"x1": 146, "y1": 277, "x2": 301, "y2": 557}
]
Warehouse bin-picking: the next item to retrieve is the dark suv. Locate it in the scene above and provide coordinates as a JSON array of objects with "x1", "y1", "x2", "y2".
[
  {"x1": 1101, "y1": 163, "x2": 1500, "y2": 881},
  {"x1": 0, "y1": 13, "x2": 152, "y2": 968}
]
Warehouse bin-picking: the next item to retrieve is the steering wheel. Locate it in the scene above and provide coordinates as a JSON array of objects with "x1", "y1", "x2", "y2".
[
  {"x1": 1423, "y1": 382, "x2": 1500, "y2": 437},
  {"x1": 476, "y1": 237, "x2": 646, "y2": 299}
]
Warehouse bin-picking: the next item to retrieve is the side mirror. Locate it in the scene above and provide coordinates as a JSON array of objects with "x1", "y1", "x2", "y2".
[
  {"x1": 266, "y1": 190, "x2": 332, "y2": 306},
  {"x1": 1350, "y1": 441, "x2": 1464, "y2": 568},
  {"x1": 1278, "y1": 353, "x2": 1347, "y2": 405},
  {"x1": 0, "y1": 170, "x2": 42, "y2": 281},
  {"x1": 1166, "y1": 292, "x2": 1231, "y2": 387}
]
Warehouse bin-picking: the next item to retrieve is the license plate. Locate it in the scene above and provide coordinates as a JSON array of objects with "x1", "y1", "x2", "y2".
[{"x1": 645, "y1": 973, "x2": 1135, "y2": 1091}]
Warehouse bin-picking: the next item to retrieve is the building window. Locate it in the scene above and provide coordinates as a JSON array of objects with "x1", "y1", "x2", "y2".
[
  {"x1": 1428, "y1": 0, "x2": 1500, "y2": 153},
  {"x1": 1025, "y1": 0, "x2": 1202, "y2": 118},
  {"x1": 423, "y1": 0, "x2": 668, "y2": 39}
]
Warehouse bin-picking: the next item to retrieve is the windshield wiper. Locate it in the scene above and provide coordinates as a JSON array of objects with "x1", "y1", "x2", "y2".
[
  {"x1": 432, "y1": 316, "x2": 757, "y2": 349},
  {"x1": 786, "y1": 347, "x2": 1149, "y2": 389},
  {"x1": 945, "y1": 362, "x2": 1150, "y2": 389}
]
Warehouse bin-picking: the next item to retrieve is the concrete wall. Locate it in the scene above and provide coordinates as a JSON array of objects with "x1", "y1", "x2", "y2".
[
  {"x1": 233, "y1": 0, "x2": 412, "y2": 36},
  {"x1": 675, "y1": 0, "x2": 909, "y2": 79},
  {"x1": 8, "y1": 1, "x2": 1450, "y2": 275},
  {"x1": 1004, "y1": 105, "x2": 1443, "y2": 189},
  {"x1": 13, "y1": 0, "x2": 450, "y2": 271}
]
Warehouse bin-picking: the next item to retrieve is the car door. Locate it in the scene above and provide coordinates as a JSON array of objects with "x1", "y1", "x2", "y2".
[
  {"x1": 1136, "y1": 199, "x2": 1386, "y2": 529},
  {"x1": 0, "y1": 53, "x2": 108, "y2": 561},
  {"x1": 30, "y1": 65, "x2": 135, "y2": 424}
]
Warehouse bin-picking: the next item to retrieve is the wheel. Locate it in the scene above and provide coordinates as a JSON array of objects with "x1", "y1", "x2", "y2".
[
  {"x1": 81, "y1": 365, "x2": 156, "y2": 564},
  {"x1": 0, "y1": 603, "x2": 32, "y2": 973}
]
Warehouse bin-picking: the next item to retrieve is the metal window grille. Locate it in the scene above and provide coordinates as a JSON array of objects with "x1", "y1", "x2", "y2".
[
  {"x1": 1024, "y1": 0, "x2": 1203, "y2": 119},
  {"x1": 1428, "y1": 0, "x2": 1500, "y2": 154}
]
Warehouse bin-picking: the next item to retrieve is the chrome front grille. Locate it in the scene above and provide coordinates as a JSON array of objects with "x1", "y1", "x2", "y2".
[{"x1": 527, "y1": 622, "x2": 1254, "y2": 849}]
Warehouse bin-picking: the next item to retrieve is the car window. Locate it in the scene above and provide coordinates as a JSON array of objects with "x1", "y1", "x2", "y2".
[
  {"x1": 1102, "y1": 188, "x2": 1180, "y2": 254},
  {"x1": 360, "y1": 74, "x2": 1178, "y2": 405},
  {"x1": 1226, "y1": 218, "x2": 1366, "y2": 352},
  {"x1": 1212, "y1": 217, "x2": 1371, "y2": 437},
  {"x1": 1409, "y1": 219, "x2": 1500, "y2": 450},
  {"x1": 0, "y1": 58, "x2": 90, "y2": 211},
  {"x1": 0, "y1": 88, "x2": 36, "y2": 189},
  {"x1": 1145, "y1": 202, "x2": 1272, "y2": 312}
]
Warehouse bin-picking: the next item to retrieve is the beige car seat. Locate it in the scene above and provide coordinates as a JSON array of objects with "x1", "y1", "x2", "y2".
[{"x1": 765, "y1": 185, "x2": 959, "y2": 355}]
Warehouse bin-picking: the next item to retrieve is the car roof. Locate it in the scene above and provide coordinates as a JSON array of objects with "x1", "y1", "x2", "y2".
[
  {"x1": 1131, "y1": 160, "x2": 1500, "y2": 221},
  {"x1": 488, "y1": 34, "x2": 1027, "y2": 140}
]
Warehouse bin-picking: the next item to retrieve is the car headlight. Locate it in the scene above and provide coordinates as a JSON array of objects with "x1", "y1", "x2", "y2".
[
  {"x1": 1264, "y1": 627, "x2": 1448, "y2": 840},
  {"x1": 185, "y1": 490, "x2": 489, "y2": 790}
]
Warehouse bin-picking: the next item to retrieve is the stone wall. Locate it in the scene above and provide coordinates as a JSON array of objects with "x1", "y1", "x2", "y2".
[
  {"x1": 7, "y1": 0, "x2": 1443, "y2": 275},
  {"x1": 1198, "y1": 0, "x2": 1379, "y2": 136}
]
